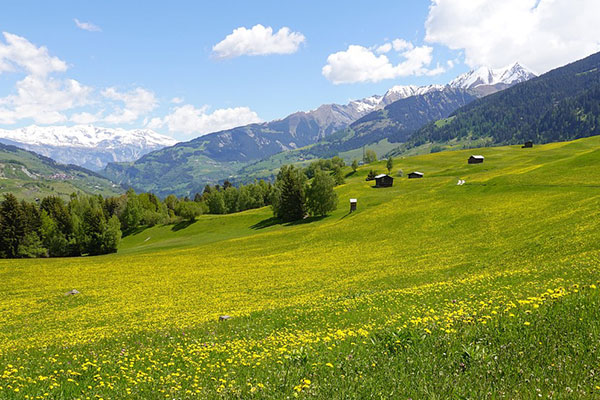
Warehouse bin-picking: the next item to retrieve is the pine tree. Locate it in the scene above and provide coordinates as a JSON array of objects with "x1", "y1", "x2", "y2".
[
  {"x1": 272, "y1": 165, "x2": 307, "y2": 222},
  {"x1": 0, "y1": 194, "x2": 25, "y2": 258}
]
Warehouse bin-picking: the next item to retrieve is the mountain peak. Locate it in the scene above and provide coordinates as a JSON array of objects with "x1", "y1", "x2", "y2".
[{"x1": 449, "y1": 62, "x2": 536, "y2": 90}]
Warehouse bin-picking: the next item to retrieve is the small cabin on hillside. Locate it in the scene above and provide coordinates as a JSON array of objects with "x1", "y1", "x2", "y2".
[
  {"x1": 349, "y1": 198, "x2": 357, "y2": 212},
  {"x1": 408, "y1": 171, "x2": 424, "y2": 179},
  {"x1": 468, "y1": 155, "x2": 484, "y2": 164},
  {"x1": 374, "y1": 174, "x2": 394, "y2": 188},
  {"x1": 522, "y1": 140, "x2": 533, "y2": 148}
]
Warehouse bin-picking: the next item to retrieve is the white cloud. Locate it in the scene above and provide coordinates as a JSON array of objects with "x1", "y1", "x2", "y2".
[
  {"x1": 375, "y1": 43, "x2": 392, "y2": 54},
  {"x1": 0, "y1": 32, "x2": 67, "y2": 77},
  {"x1": 425, "y1": 0, "x2": 600, "y2": 73},
  {"x1": 212, "y1": 24, "x2": 305, "y2": 59},
  {"x1": 0, "y1": 33, "x2": 92, "y2": 124},
  {"x1": 392, "y1": 39, "x2": 414, "y2": 52},
  {"x1": 101, "y1": 87, "x2": 158, "y2": 124},
  {"x1": 149, "y1": 104, "x2": 262, "y2": 137},
  {"x1": 171, "y1": 97, "x2": 184, "y2": 104},
  {"x1": 322, "y1": 40, "x2": 444, "y2": 84},
  {"x1": 74, "y1": 18, "x2": 102, "y2": 32}
]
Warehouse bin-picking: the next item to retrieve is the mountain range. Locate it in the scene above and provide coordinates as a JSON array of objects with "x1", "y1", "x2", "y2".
[
  {"x1": 101, "y1": 63, "x2": 535, "y2": 196},
  {"x1": 0, "y1": 125, "x2": 177, "y2": 171},
  {"x1": 400, "y1": 53, "x2": 600, "y2": 153}
]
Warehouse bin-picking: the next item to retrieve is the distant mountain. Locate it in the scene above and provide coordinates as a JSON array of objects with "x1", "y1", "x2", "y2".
[
  {"x1": 0, "y1": 142, "x2": 123, "y2": 201},
  {"x1": 448, "y1": 62, "x2": 535, "y2": 94},
  {"x1": 402, "y1": 52, "x2": 600, "y2": 152},
  {"x1": 102, "y1": 62, "x2": 536, "y2": 196},
  {"x1": 0, "y1": 125, "x2": 177, "y2": 171},
  {"x1": 289, "y1": 88, "x2": 478, "y2": 159}
]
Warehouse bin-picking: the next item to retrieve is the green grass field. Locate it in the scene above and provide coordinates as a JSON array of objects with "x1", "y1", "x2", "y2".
[{"x1": 2, "y1": 137, "x2": 600, "y2": 398}]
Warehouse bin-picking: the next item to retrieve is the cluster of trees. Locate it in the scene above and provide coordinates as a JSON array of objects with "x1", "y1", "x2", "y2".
[
  {"x1": 0, "y1": 193, "x2": 121, "y2": 258},
  {"x1": 272, "y1": 165, "x2": 338, "y2": 222},
  {"x1": 0, "y1": 156, "x2": 351, "y2": 257},
  {"x1": 195, "y1": 180, "x2": 274, "y2": 216}
]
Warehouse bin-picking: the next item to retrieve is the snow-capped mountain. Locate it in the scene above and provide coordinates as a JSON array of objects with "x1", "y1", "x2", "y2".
[
  {"x1": 337, "y1": 62, "x2": 535, "y2": 117},
  {"x1": 449, "y1": 62, "x2": 536, "y2": 93},
  {"x1": 0, "y1": 125, "x2": 177, "y2": 170}
]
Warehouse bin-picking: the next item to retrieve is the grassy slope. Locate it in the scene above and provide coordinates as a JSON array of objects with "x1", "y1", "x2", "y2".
[
  {"x1": 2, "y1": 137, "x2": 600, "y2": 398},
  {"x1": 0, "y1": 144, "x2": 123, "y2": 201}
]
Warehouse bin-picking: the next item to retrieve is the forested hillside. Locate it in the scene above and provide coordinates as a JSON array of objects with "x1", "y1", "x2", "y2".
[{"x1": 406, "y1": 51, "x2": 600, "y2": 148}]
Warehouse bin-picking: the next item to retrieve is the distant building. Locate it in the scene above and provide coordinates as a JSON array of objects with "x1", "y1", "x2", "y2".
[
  {"x1": 349, "y1": 198, "x2": 357, "y2": 212},
  {"x1": 468, "y1": 155, "x2": 484, "y2": 164},
  {"x1": 522, "y1": 141, "x2": 533, "y2": 148},
  {"x1": 374, "y1": 174, "x2": 393, "y2": 187},
  {"x1": 408, "y1": 171, "x2": 424, "y2": 179}
]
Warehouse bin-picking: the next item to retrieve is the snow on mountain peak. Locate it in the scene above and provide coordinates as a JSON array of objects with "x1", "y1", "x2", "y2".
[
  {"x1": 0, "y1": 125, "x2": 177, "y2": 149},
  {"x1": 449, "y1": 62, "x2": 536, "y2": 90}
]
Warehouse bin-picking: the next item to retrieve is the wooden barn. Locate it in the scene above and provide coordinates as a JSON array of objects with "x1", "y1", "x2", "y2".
[
  {"x1": 408, "y1": 171, "x2": 424, "y2": 179},
  {"x1": 522, "y1": 140, "x2": 533, "y2": 148},
  {"x1": 374, "y1": 174, "x2": 394, "y2": 188},
  {"x1": 468, "y1": 155, "x2": 484, "y2": 164},
  {"x1": 349, "y1": 198, "x2": 357, "y2": 212}
]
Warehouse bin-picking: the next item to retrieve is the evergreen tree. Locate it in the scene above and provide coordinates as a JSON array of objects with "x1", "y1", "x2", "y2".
[
  {"x1": 306, "y1": 169, "x2": 338, "y2": 217},
  {"x1": 272, "y1": 165, "x2": 307, "y2": 222},
  {"x1": 0, "y1": 194, "x2": 25, "y2": 258}
]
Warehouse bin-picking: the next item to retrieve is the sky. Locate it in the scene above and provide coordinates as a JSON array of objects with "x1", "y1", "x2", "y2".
[{"x1": 0, "y1": 0, "x2": 599, "y2": 141}]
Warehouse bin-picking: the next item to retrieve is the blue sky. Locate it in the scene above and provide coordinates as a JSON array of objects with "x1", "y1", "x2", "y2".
[{"x1": 1, "y1": 0, "x2": 599, "y2": 140}]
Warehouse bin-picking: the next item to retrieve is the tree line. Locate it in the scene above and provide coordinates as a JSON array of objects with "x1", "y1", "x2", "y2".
[{"x1": 0, "y1": 157, "x2": 351, "y2": 258}]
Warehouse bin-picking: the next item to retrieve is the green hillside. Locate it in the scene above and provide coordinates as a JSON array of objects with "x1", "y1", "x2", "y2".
[
  {"x1": 2, "y1": 136, "x2": 600, "y2": 398},
  {"x1": 402, "y1": 51, "x2": 600, "y2": 152},
  {"x1": 0, "y1": 143, "x2": 123, "y2": 201}
]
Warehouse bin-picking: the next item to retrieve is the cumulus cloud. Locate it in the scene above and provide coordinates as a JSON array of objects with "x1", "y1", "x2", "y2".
[
  {"x1": 0, "y1": 32, "x2": 67, "y2": 77},
  {"x1": 212, "y1": 24, "x2": 305, "y2": 59},
  {"x1": 322, "y1": 40, "x2": 444, "y2": 84},
  {"x1": 148, "y1": 104, "x2": 262, "y2": 137},
  {"x1": 74, "y1": 18, "x2": 102, "y2": 32},
  {"x1": 425, "y1": 0, "x2": 600, "y2": 73},
  {"x1": 0, "y1": 33, "x2": 92, "y2": 124},
  {"x1": 101, "y1": 87, "x2": 158, "y2": 124}
]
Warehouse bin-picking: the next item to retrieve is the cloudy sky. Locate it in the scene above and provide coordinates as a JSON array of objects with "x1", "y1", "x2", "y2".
[{"x1": 0, "y1": 0, "x2": 599, "y2": 140}]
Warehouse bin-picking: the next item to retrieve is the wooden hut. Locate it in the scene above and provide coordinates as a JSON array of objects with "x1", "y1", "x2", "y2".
[
  {"x1": 522, "y1": 141, "x2": 533, "y2": 148},
  {"x1": 349, "y1": 198, "x2": 357, "y2": 212},
  {"x1": 408, "y1": 171, "x2": 424, "y2": 179},
  {"x1": 374, "y1": 174, "x2": 393, "y2": 188},
  {"x1": 468, "y1": 155, "x2": 484, "y2": 164}
]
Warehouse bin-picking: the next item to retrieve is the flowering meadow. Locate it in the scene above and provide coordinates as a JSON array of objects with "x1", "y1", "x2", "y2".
[{"x1": 2, "y1": 137, "x2": 600, "y2": 398}]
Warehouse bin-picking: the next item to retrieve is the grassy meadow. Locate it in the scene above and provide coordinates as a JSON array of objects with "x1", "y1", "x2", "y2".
[{"x1": 2, "y1": 137, "x2": 600, "y2": 398}]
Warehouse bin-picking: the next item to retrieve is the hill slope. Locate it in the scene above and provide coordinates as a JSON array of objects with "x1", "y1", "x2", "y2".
[
  {"x1": 403, "y1": 51, "x2": 600, "y2": 150},
  {"x1": 2, "y1": 136, "x2": 600, "y2": 397},
  {"x1": 0, "y1": 143, "x2": 123, "y2": 200}
]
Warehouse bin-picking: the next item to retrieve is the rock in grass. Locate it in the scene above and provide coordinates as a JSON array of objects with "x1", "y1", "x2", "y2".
[
  {"x1": 218, "y1": 315, "x2": 231, "y2": 322},
  {"x1": 65, "y1": 289, "x2": 80, "y2": 296}
]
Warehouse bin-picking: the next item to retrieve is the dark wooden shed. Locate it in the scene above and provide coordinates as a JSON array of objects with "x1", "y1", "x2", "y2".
[
  {"x1": 522, "y1": 141, "x2": 533, "y2": 148},
  {"x1": 468, "y1": 155, "x2": 484, "y2": 164},
  {"x1": 374, "y1": 174, "x2": 393, "y2": 188},
  {"x1": 349, "y1": 198, "x2": 357, "y2": 212},
  {"x1": 408, "y1": 171, "x2": 424, "y2": 179}
]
